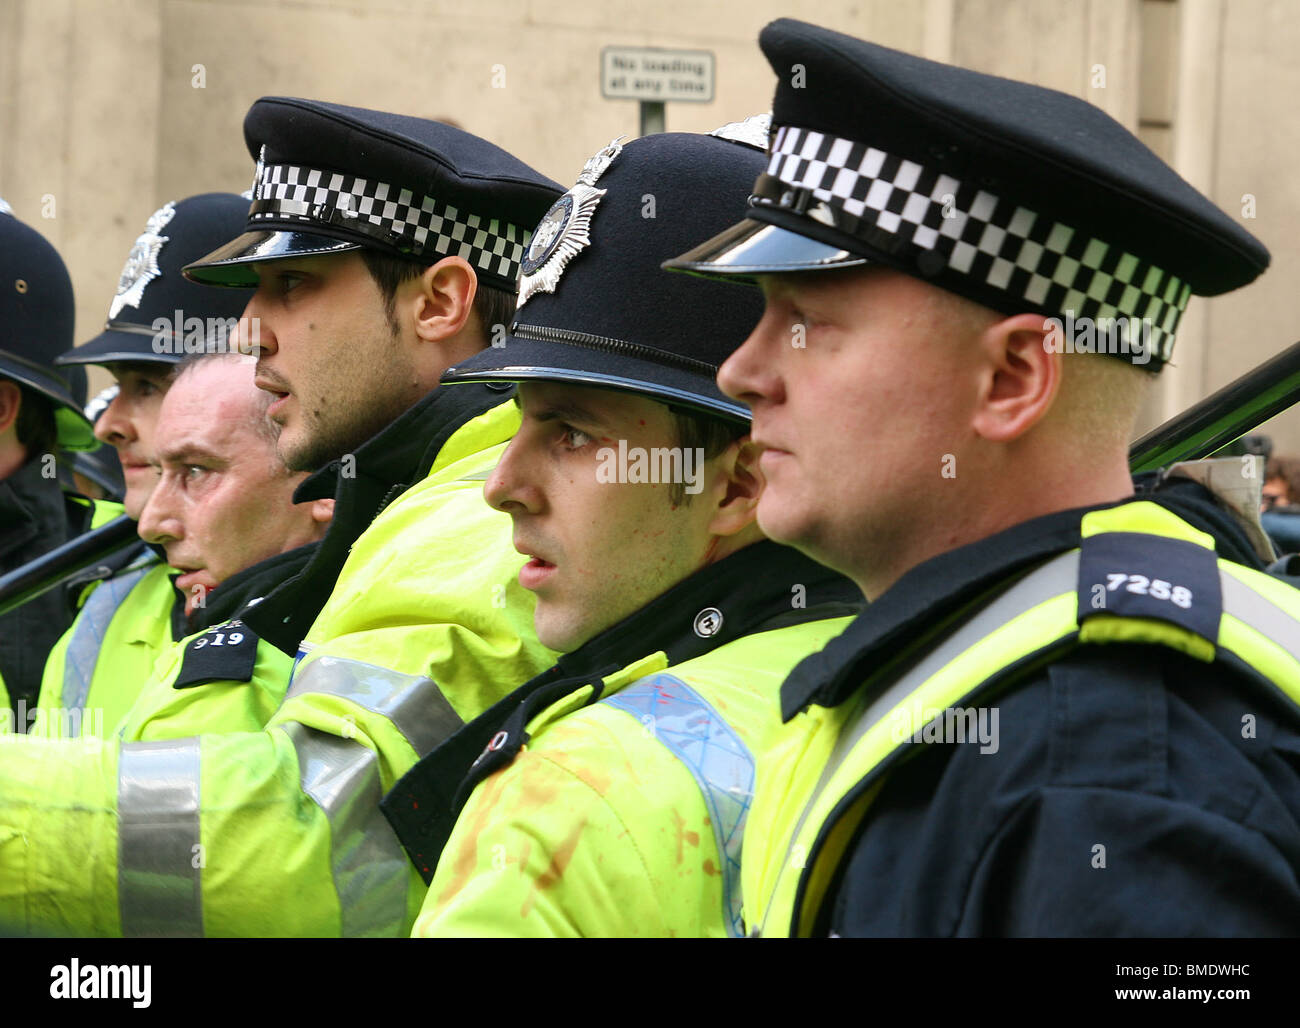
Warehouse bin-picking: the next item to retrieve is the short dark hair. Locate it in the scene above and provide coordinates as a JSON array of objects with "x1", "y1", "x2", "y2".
[
  {"x1": 360, "y1": 250, "x2": 516, "y2": 344},
  {"x1": 15, "y1": 386, "x2": 57, "y2": 464},
  {"x1": 668, "y1": 406, "x2": 749, "y2": 506},
  {"x1": 1266, "y1": 456, "x2": 1300, "y2": 504}
]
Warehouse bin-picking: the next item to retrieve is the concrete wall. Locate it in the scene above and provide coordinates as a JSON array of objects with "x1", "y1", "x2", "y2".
[{"x1": 2, "y1": 0, "x2": 1297, "y2": 453}]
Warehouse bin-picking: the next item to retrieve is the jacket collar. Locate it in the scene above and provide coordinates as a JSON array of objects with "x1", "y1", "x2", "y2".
[
  {"x1": 550, "y1": 537, "x2": 862, "y2": 685},
  {"x1": 780, "y1": 475, "x2": 1268, "y2": 720},
  {"x1": 243, "y1": 382, "x2": 510, "y2": 654}
]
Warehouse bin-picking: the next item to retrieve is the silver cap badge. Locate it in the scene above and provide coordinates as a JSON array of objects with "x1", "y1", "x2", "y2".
[
  {"x1": 710, "y1": 113, "x2": 772, "y2": 152},
  {"x1": 517, "y1": 137, "x2": 625, "y2": 309},
  {"x1": 109, "y1": 201, "x2": 176, "y2": 320},
  {"x1": 247, "y1": 144, "x2": 267, "y2": 202}
]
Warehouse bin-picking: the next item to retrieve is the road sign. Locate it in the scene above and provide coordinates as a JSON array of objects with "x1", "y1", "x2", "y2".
[{"x1": 601, "y1": 46, "x2": 715, "y2": 104}]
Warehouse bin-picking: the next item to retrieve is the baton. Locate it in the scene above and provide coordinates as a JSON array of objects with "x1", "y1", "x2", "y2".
[
  {"x1": 1129, "y1": 339, "x2": 1300, "y2": 473},
  {"x1": 0, "y1": 515, "x2": 141, "y2": 617}
]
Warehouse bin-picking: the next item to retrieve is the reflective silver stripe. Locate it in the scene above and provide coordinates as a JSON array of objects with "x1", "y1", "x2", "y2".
[
  {"x1": 117, "y1": 738, "x2": 204, "y2": 937},
  {"x1": 62, "y1": 563, "x2": 154, "y2": 719},
  {"x1": 287, "y1": 656, "x2": 464, "y2": 757},
  {"x1": 1221, "y1": 570, "x2": 1300, "y2": 669},
  {"x1": 605, "y1": 673, "x2": 755, "y2": 938},
  {"x1": 280, "y1": 721, "x2": 410, "y2": 937},
  {"x1": 829, "y1": 551, "x2": 1081, "y2": 795}
]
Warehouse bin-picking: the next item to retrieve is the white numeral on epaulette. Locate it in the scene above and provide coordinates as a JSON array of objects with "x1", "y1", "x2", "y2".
[
  {"x1": 194, "y1": 631, "x2": 245, "y2": 649},
  {"x1": 1104, "y1": 573, "x2": 1192, "y2": 609}
]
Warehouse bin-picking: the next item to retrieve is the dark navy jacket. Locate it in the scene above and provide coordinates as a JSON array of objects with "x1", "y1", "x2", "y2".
[
  {"x1": 783, "y1": 477, "x2": 1300, "y2": 936},
  {"x1": 0, "y1": 460, "x2": 90, "y2": 715}
]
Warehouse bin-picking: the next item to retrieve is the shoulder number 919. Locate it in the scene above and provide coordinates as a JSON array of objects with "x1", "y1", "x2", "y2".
[{"x1": 194, "y1": 631, "x2": 245, "y2": 649}]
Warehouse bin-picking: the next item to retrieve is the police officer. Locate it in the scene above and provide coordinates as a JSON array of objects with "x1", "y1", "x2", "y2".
[
  {"x1": 19, "y1": 98, "x2": 562, "y2": 937},
  {"x1": 0, "y1": 202, "x2": 97, "y2": 724},
  {"x1": 385, "y1": 123, "x2": 861, "y2": 937},
  {"x1": 668, "y1": 19, "x2": 1300, "y2": 935},
  {"x1": 32, "y1": 193, "x2": 252, "y2": 736},
  {"x1": 184, "y1": 98, "x2": 560, "y2": 671},
  {"x1": 183, "y1": 100, "x2": 562, "y2": 693}
]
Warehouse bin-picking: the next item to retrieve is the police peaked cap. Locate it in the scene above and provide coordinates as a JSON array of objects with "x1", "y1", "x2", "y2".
[
  {"x1": 184, "y1": 98, "x2": 564, "y2": 292},
  {"x1": 59, "y1": 193, "x2": 253, "y2": 368},
  {"x1": 442, "y1": 128, "x2": 769, "y2": 422},
  {"x1": 667, "y1": 18, "x2": 1270, "y2": 369},
  {"x1": 0, "y1": 206, "x2": 96, "y2": 451}
]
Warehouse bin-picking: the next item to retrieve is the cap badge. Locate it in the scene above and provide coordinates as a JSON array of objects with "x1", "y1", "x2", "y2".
[
  {"x1": 517, "y1": 136, "x2": 625, "y2": 308},
  {"x1": 109, "y1": 201, "x2": 176, "y2": 319},
  {"x1": 248, "y1": 144, "x2": 267, "y2": 202},
  {"x1": 710, "y1": 113, "x2": 772, "y2": 151}
]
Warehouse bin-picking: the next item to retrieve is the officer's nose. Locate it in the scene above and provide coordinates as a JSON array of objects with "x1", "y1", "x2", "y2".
[
  {"x1": 137, "y1": 472, "x2": 183, "y2": 545},
  {"x1": 93, "y1": 389, "x2": 134, "y2": 447},
  {"x1": 485, "y1": 433, "x2": 543, "y2": 516},
  {"x1": 237, "y1": 294, "x2": 275, "y2": 358},
  {"x1": 718, "y1": 310, "x2": 786, "y2": 409}
]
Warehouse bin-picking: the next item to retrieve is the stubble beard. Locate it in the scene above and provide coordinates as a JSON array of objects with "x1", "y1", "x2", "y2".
[
  {"x1": 277, "y1": 320, "x2": 420, "y2": 473},
  {"x1": 278, "y1": 394, "x2": 415, "y2": 473}
]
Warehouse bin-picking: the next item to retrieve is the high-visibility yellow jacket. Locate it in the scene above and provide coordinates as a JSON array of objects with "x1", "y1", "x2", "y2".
[
  {"x1": 272, "y1": 395, "x2": 556, "y2": 935},
  {"x1": 37, "y1": 555, "x2": 177, "y2": 738},
  {"x1": 0, "y1": 546, "x2": 309, "y2": 936},
  {"x1": 417, "y1": 621, "x2": 853, "y2": 938}
]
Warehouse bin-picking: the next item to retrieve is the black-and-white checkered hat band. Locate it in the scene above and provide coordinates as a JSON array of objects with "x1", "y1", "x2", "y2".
[
  {"x1": 757, "y1": 125, "x2": 1192, "y2": 364},
  {"x1": 250, "y1": 161, "x2": 533, "y2": 285}
]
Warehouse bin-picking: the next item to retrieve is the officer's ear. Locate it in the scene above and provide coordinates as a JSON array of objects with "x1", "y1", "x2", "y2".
[
  {"x1": 309, "y1": 497, "x2": 334, "y2": 526},
  {"x1": 705, "y1": 437, "x2": 766, "y2": 538},
  {"x1": 0, "y1": 380, "x2": 21, "y2": 435},
  {"x1": 408, "y1": 256, "x2": 477, "y2": 344},
  {"x1": 970, "y1": 312, "x2": 1062, "y2": 444}
]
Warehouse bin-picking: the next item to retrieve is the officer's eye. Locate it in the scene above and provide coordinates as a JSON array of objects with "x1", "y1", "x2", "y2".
[
  {"x1": 133, "y1": 379, "x2": 158, "y2": 399},
  {"x1": 184, "y1": 464, "x2": 209, "y2": 482},
  {"x1": 790, "y1": 306, "x2": 816, "y2": 330},
  {"x1": 275, "y1": 272, "x2": 305, "y2": 294},
  {"x1": 559, "y1": 426, "x2": 591, "y2": 450}
]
